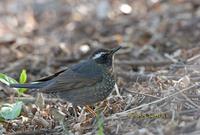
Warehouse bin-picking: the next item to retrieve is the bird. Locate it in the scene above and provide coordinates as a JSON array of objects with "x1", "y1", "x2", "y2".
[{"x1": 10, "y1": 46, "x2": 122, "y2": 106}]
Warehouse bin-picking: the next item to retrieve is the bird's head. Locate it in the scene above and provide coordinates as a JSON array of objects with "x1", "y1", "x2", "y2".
[{"x1": 90, "y1": 46, "x2": 121, "y2": 68}]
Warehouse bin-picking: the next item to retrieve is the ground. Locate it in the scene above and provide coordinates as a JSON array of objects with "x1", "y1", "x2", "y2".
[{"x1": 0, "y1": 0, "x2": 200, "y2": 135}]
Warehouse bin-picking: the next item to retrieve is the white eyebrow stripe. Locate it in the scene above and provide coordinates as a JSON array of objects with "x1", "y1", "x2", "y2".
[{"x1": 92, "y1": 52, "x2": 106, "y2": 59}]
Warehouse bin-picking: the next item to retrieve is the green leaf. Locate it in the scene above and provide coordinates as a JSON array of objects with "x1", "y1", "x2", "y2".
[
  {"x1": 97, "y1": 112, "x2": 104, "y2": 135},
  {"x1": 18, "y1": 69, "x2": 27, "y2": 94},
  {"x1": 0, "y1": 73, "x2": 18, "y2": 85},
  {"x1": 19, "y1": 69, "x2": 27, "y2": 84},
  {"x1": 0, "y1": 117, "x2": 5, "y2": 122},
  {"x1": 0, "y1": 101, "x2": 23, "y2": 120},
  {"x1": 18, "y1": 88, "x2": 27, "y2": 94}
]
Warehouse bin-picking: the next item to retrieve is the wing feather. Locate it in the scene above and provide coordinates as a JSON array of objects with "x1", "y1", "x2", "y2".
[
  {"x1": 33, "y1": 68, "x2": 68, "y2": 82},
  {"x1": 41, "y1": 60, "x2": 103, "y2": 93}
]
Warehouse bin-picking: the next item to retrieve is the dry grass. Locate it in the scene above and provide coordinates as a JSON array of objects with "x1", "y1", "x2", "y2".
[{"x1": 0, "y1": 0, "x2": 200, "y2": 134}]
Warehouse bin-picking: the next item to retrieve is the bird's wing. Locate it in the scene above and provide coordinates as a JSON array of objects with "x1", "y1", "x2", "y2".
[
  {"x1": 33, "y1": 68, "x2": 68, "y2": 82},
  {"x1": 42, "y1": 60, "x2": 103, "y2": 93}
]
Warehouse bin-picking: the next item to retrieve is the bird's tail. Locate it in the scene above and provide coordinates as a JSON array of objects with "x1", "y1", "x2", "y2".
[{"x1": 10, "y1": 82, "x2": 48, "y2": 89}]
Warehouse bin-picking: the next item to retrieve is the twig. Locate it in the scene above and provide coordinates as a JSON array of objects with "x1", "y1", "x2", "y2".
[
  {"x1": 106, "y1": 83, "x2": 200, "y2": 120},
  {"x1": 8, "y1": 128, "x2": 59, "y2": 135},
  {"x1": 124, "y1": 88, "x2": 161, "y2": 99},
  {"x1": 180, "y1": 92, "x2": 200, "y2": 109},
  {"x1": 11, "y1": 97, "x2": 61, "y2": 104},
  {"x1": 178, "y1": 108, "x2": 200, "y2": 115},
  {"x1": 117, "y1": 72, "x2": 156, "y2": 82},
  {"x1": 32, "y1": 116, "x2": 49, "y2": 128},
  {"x1": 187, "y1": 54, "x2": 200, "y2": 63},
  {"x1": 115, "y1": 60, "x2": 174, "y2": 67}
]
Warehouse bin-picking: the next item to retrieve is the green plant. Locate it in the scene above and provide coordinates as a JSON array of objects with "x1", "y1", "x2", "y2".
[
  {"x1": 0, "y1": 73, "x2": 18, "y2": 86},
  {"x1": 0, "y1": 69, "x2": 28, "y2": 94},
  {"x1": 0, "y1": 101, "x2": 23, "y2": 120},
  {"x1": 0, "y1": 70, "x2": 27, "y2": 120},
  {"x1": 97, "y1": 112, "x2": 104, "y2": 135},
  {"x1": 18, "y1": 69, "x2": 27, "y2": 94}
]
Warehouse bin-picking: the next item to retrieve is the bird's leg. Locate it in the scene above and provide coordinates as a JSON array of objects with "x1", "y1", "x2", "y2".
[
  {"x1": 77, "y1": 106, "x2": 85, "y2": 122},
  {"x1": 73, "y1": 107, "x2": 78, "y2": 120},
  {"x1": 115, "y1": 83, "x2": 122, "y2": 99},
  {"x1": 85, "y1": 105, "x2": 96, "y2": 117}
]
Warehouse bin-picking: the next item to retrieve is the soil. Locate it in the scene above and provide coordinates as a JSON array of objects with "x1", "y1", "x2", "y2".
[{"x1": 0, "y1": 0, "x2": 200, "y2": 135}]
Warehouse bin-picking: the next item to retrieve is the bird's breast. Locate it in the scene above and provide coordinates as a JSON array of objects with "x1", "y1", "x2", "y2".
[
  {"x1": 57, "y1": 71, "x2": 115, "y2": 106},
  {"x1": 94, "y1": 72, "x2": 115, "y2": 98}
]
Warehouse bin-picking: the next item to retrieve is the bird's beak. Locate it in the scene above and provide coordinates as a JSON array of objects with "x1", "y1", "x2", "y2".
[{"x1": 109, "y1": 46, "x2": 122, "y2": 55}]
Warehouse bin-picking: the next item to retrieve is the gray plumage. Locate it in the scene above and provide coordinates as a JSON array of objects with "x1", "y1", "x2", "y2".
[{"x1": 10, "y1": 46, "x2": 121, "y2": 105}]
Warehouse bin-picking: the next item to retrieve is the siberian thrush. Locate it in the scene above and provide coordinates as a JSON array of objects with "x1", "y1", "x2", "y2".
[{"x1": 10, "y1": 46, "x2": 121, "y2": 106}]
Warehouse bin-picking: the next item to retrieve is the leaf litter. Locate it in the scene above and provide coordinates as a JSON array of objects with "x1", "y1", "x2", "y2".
[{"x1": 0, "y1": 0, "x2": 200, "y2": 134}]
